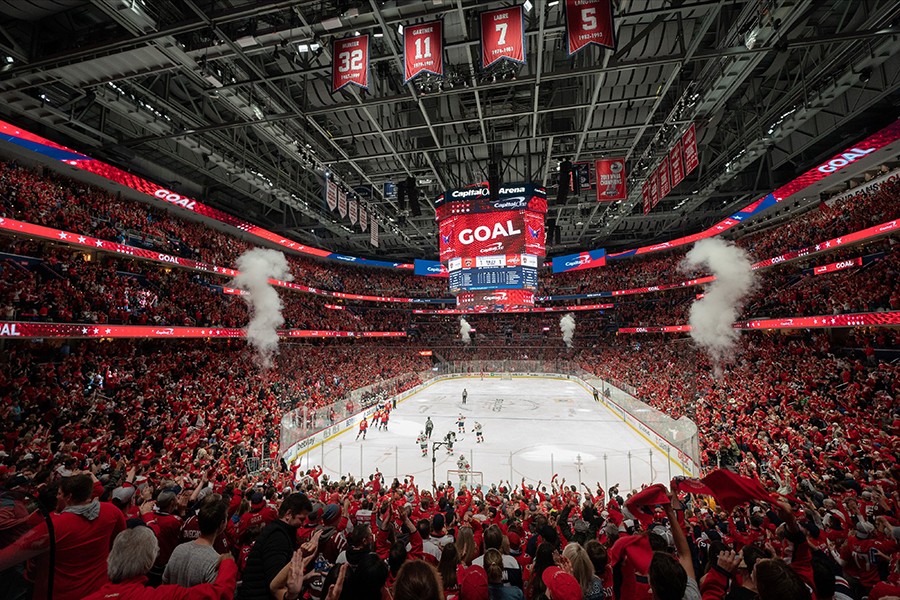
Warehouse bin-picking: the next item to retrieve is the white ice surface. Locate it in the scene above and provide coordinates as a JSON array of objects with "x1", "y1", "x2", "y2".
[{"x1": 301, "y1": 376, "x2": 680, "y2": 493}]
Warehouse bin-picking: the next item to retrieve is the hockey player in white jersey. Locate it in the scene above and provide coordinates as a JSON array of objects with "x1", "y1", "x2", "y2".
[
  {"x1": 457, "y1": 413, "x2": 466, "y2": 433},
  {"x1": 456, "y1": 453, "x2": 470, "y2": 486},
  {"x1": 474, "y1": 421, "x2": 484, "y2": 443},
  {"x1": 417, "y1": 431, "x2": 428, "y2": 456}
]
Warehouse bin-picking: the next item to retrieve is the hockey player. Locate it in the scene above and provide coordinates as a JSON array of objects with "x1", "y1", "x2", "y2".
[
  {"x1": 424, "y1": 417, "x2": 434, "y2": 439},
  {"x1": 356, "y1": 417, "x2": 368, "y2": 440},
  {"x1": 457, "y1": 453, "x2": 470, "y2": 486},
  {"x1": 474, "y1": 421, "x2": 484, "y2": 443},
  {"x1": 462, "y1": 388, "x2": 468, "y2": 404},
  {"x1": 445, "y1": 431, "x2": 456, "y2": 454},
  {"x1": 380, "y1": 409, "x2": 389, "y2": 431},
  {"x1": 417, "y1": 431, "x2": 428, "y2": 457},
  {"x1": 457, "y1": 413, "x2": 466, "y2": 433}
]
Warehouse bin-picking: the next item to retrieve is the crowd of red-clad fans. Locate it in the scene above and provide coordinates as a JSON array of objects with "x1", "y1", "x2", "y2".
[
  {"x1": 5, "y1": 157, "x2": 900, "y2": 600},
  {"x1": 0, "y1": 327, "x2": 899, "y2": 599}
]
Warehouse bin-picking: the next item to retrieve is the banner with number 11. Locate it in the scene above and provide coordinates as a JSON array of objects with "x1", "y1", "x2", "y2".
[{"x1": 404, "y1": 20, "x2": 444, "y2": 83}]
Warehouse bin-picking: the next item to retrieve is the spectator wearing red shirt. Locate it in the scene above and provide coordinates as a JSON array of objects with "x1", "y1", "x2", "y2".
[
  {"x1": 0, "y1": 474, "x2": 126, "y2": 600},
  {"x1": 81, "y1": 525, "x2": 236, "y2": 600},
  {"x1": 143, "y1": 490, "x2": 184, "y2": 585}
]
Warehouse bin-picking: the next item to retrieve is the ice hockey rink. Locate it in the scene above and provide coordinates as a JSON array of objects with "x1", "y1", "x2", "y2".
[{"x1": 304, "y1": 376, "x2": 685, "y2": 492}]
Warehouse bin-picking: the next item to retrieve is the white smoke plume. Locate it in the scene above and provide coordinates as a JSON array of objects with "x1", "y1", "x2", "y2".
[
  {"x1": 681, "y1": 238, "x2": 755, "y2": 372},
  {"x1": 233, "y1": 248, "x2": 293, "y2": 368},
  {"x1": 560, "y1": 313, "x2": 576, "y2": 348},
  {"x1": 460, "y1": 318, "x2": 472, "y2": 344}
]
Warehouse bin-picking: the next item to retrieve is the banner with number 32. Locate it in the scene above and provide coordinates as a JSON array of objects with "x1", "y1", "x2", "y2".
[{"x1": 333, "y1": 35, "x2": 369, "y2": 92}]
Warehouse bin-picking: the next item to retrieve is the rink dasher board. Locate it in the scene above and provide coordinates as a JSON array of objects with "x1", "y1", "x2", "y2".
[{"x1": 281, "y1": 373, "x2": 700, "y2": 477}]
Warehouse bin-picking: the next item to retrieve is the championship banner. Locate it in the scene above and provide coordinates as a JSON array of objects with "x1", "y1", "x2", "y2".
[
  {"x1": 325, "y1": 178, "x2": 338, "y2": 211},
  {"x1": 565, "y1": 0, "x2": 616, "y2": 56},
  {"x1": 404, "y1": 19, "x2": 444, "y2": 83},
  {"x1": 658, "y1": 157, "x2": 671, "y2": 199},
  {"x1": 595, "y1": 157, "x2": 627, "y2": 201},
  {"x1": 349, "y1": 200, "x2": 358, "y2": 225},
  {"x1": 669, "y1": 142, "x2": 684, "y2": 187},
  {"x1": 371, "y1": 214, "x2": 379, "y2": 247},
  {"x1": 642, "y1": 180, "x2": 651, "y2": 215},
  {"x1": 360, "y1": 207, "x2": 368, "y2": 231},
  {"x1": 338, "y1": 188, "x2": 348, "y2": 218},
  {"x1": 682, "y1": 123, "x2": 699, "y2": 176},
  {"x1": 332, "y1": 34, "x2": 369, "y2": 92},
  {"x1": 352, "y1": 184, "x2": 373, "y2": 201},
  {"x1": 649, "y1": 170, "x2": 660, "y2": 208},
  {"x1": 480, "y1": 6, "x2": 525, "y2": 68}
]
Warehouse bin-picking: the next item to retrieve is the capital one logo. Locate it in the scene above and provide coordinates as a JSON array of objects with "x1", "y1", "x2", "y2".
[
  {"x1": 817, "y1": 147, "x2": 876, "y2": 174},
  {"x1": 458, "y1": 220, "x2": 521, "y2": 245},
  {"x1": 565, "y1": 255, "x2": 592, "y2": 268},
  {"x1": 483, "y1": 292, "x2": 508, "y2": 302},
  {"x1": 154, "y1": 188, "x2": 197, "y2": 210}
]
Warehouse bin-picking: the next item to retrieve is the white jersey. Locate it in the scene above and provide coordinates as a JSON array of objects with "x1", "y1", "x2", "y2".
[
  {"x1": 457, "y1": 416, "x2": 466, "y2": 424},
  {"x1": 457, "y1": 457, "x2": 470, "y2": 471},
  {"x1": 417, "y1": 434, "x2": 427, "y2": 446},
  {"x1": 474, "y1": 423, "x2": 483, "y2": 433}
]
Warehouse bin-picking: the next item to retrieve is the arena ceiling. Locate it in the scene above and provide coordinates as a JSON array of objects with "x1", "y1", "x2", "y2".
[{"x1": 1, "y1": 0, "x2": 900, "y2": 262}]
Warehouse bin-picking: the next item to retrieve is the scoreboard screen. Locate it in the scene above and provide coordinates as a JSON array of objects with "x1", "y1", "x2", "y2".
[{"x1": 449, "y1": 266, "x2": 537, "y2": 292}]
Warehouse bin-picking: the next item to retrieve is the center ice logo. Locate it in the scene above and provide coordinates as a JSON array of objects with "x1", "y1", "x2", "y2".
[{"x1": 492, "y1": 398, "x2": 504, "y2": 412}]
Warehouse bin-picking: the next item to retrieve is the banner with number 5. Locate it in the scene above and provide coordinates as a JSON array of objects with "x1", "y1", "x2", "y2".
[
  {"x1": 404, "y1": 20, "x2": 443, "y2": 83},
  {"x1": 333, "y1": 34, "x2": 369, "y2": 92},
  {"x1": 480, "y1": 6, "x2": 525, "y2": 68},
  {"x1": 565, "y1": 0, "x2": 616, "y2": 55}
]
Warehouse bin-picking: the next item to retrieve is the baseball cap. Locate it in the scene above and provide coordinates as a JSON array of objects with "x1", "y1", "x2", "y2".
[
  {"x1": 157, "y1": 490, "x2": 177, "y2": 505},
  {"x1": 542, "y1": 567, "x2": 582, "y2": 600},
  {"x1": 112, "y1": 486, "x2": 136, "y2": 503},
  {"x1": 856, "y1": 521, "x2": 875, "y2": 539},
  {"x1": 322, "y1": 504, "x2": 341, "y2": 526},
  {"x1": 459, "y1": 565, "x2": 488, "y2": 600},
  {"x1": 507, "y1": 532, "x2": 521, "y2": 550},
  {"x1": 432, "y1": 513, "x2": 445, "y2": 531},
  {"x1": 251, "y1": 492, "x2": 265, "y2": 509}
]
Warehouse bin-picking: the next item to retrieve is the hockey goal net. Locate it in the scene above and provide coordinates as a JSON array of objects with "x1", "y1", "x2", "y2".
[
  {"x1": 500, "y1": 372, "x2": 512, "y2": 380},
  {"x1": 447, "y1": 469, "x2": 484, "y2": 490}
]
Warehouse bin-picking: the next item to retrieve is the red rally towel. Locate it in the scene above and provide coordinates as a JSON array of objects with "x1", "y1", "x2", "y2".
[
  {"x1": 609, "y1": 534, "x2": 653, "y2": 574},
  {"x1": 671, "y1": 470, "x2": 776, "y2": 512},
  {"x1": 624, "y1": 484, "x2": 670, "y2": 527}
]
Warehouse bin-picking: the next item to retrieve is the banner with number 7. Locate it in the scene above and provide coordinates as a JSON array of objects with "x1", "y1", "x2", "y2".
[
  {"x1": 333, "y1": 34, "x2": 370, "y2": 92},
  {"x1": 565, "y1": 0, "x2": 616, "y2": 56},
  {"x1": 480, "y1": 6, "x2": 525, "y2": 69},
  {"x1": 404, "y1": 20, "x2": 444, "y2": 83}
]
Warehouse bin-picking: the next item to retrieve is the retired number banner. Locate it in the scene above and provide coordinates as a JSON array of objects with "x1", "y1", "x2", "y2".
[
  {"x1": 642, "y1": 180, "x2": 652, "y2": 215},
  {"x1": 682, "y1": 123, "x2": 699, "y2": 176},
  {"x1": 404, "y1": 20, "x2": 444, "y2": 83},
  {"x1": 565, "y1": 0, "x2": 616, "y2": 55},
  {"x1": 333, "y1": 35, "x2": 369, "y2": 92},
  {"x1": 649, "y1": 169, "x2": 660, "y2": 208},
  {"x1": 670, "y1": 142, "x2": 684, "y2": 187},
  {"x1": 658, "y1": 156, "x2": 671, "y2": 199},
  {"x1": 480, "y1": 6, "x2": 525, "y2": 68}
]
